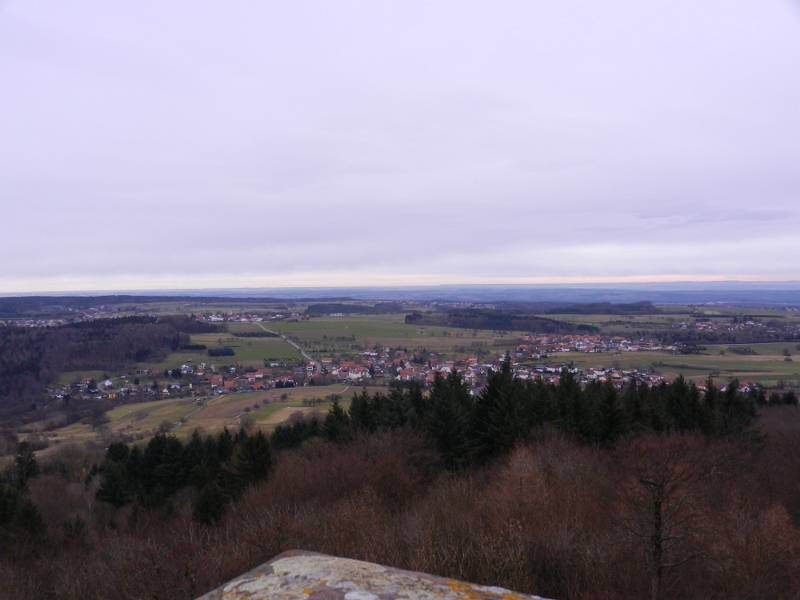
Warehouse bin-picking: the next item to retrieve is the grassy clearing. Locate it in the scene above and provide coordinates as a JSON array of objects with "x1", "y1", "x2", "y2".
[
  {"x1": 275, "y1": 315, "x2": 507, "y2": 360},
  {"x1": 56, "y1": 371, "x2": 107, "y2": 385},
  {"x1": 42, "y1": 384, "x2": 362, "y2": 449},
  {"x1": 540, "y1": 344, "x2": 800, "y2": 386},
  {"x1": 36, "y1": 311, "x2": 800, "y2": 453}
]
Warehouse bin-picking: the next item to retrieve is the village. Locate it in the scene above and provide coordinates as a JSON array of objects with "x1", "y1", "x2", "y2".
[{"x1": 50, "y1": 330, "x2": 729, "y2": 406}]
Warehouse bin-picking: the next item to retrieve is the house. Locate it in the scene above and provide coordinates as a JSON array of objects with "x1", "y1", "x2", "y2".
[{"x1": 348, "y1": 367, "x2": 370, "y2": 380}]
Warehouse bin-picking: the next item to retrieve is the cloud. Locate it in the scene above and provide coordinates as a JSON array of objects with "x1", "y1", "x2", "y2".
[{"x1": 1, "y1": 0, "x2": 799, "y2": 292}]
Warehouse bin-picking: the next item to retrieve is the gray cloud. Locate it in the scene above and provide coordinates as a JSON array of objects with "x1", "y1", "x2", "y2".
[{"x1": 1, "y1": 0, "x2": 799, "y2": 292}]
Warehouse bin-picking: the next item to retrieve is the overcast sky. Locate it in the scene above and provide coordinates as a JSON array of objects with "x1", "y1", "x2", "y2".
[{"x1": 1, "y1": 1, "x2": 799, "y2": 293}]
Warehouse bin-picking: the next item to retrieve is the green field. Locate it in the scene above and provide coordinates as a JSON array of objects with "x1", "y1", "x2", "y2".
[
  {"x1": 541, "y1": 344, "x2": 800, "y2": 386},
  {"x1": 35, "y1": 383, "x2": 361, "y2": 454},
  {"x1": 274, "y1": 314, "x2": 504, "y2": 361},
  {"x1": 30, "y1": 307, "x2": 800, "y2": 455}
]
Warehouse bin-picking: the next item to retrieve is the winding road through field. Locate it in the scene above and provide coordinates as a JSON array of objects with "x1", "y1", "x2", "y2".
[{"x1": 257, "y1": 321, "x2": 321, "y2": 373}]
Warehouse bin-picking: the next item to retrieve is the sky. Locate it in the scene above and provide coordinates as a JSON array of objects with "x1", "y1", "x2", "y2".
[{"x1": 1, "y1": 0, "x2": 799, "y2": 293}]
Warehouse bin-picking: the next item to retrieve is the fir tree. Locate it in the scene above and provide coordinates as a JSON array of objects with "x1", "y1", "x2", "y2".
[
  {"x1": 13, "y1": 441, "x2": 39, "y2": 489},
  {"x1": 348, "y1": 389, "x2": 374, "y2": 433},
  {"x1": 323, "y1": 398, "x2": 351, "y2": 442},
  {"x1": 596, "y1": 381, "x2": 626, "y2": 446},
  {"x1": 229, "y1": 431, "x2": 273, "y2": 497},
  {"x1": 96, "y1": 463, "x2": 131, "y2": 508},
  {"x1": 471, "y1": 360, "x2": 529, "y2": 461},
  {"x1": 424, "y1": 370, "x2": 473, "y2": 470},
  {"x1": 193, "y1": 481, "x2": 227, "y2": 525},
  {"x1": 217, "y1": 427, "x2": 235, "y2": 463}
]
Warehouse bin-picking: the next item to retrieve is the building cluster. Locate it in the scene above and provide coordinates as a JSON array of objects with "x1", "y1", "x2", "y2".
[
  {"x1": 518, "y1": 334, "x2": 680, "y2": 355},
  {"x1": 315, "y1": 346, "x2": 675, "y2": 391},
  {"x1": 1, "y1": 306, "x2": 123, "y2": 327},
  {"x1": 673, "y1": 318, "x2": 800, "y2": 334},
  {"x1": 196, "y1": 311, "x2": 299, "y2": 323}
]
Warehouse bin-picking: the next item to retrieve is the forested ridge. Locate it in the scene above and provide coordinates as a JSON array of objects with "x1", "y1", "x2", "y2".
[
  {"x1": 273, "y1": 362, "x2": 757, "y2": 466},
  {"x1": 0, "y1": 316, "x2": 222, "y2": 418},
  {"x1": 405, "y1": 308, "x2": 598, "y2": 334},
  {"x1": 2, "y1": 363, "x2": 791, "y2": 600}
]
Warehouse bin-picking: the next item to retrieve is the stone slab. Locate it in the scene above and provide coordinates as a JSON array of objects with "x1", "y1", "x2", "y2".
[{"x1": 198, "y1": 550, "x2": 551, "y2": 600}]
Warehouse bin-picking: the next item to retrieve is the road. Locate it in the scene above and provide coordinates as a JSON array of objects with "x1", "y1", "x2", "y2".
[{"x1": 257, "y1": 321, "x2": 321, "y2": 373}]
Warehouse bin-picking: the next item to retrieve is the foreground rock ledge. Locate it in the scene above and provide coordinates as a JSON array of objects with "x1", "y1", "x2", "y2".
[{"x1": 198, "y1": 550, "x2": 551, "y2": 600}]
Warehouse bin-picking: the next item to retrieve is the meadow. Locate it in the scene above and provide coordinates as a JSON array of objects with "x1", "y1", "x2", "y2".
[
  {"x1": 553, "y1": 344, "x2": 800, "y2": 386},
  {"x1": 36, "y1": 384, "x2": 357, "y2": 455},
  {"x1": 34, "y1": 306, "x2": 800, "y2": 454}
]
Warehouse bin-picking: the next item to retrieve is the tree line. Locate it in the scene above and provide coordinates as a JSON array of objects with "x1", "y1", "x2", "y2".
[
  {"x1": 405, "y1": 308, "x2": 598, "y2": 334},
  {"x1": 0, "y1": 316, "x2": 222, "y2": 420},
  {"x1": 3, "y1": 359, "x2": 800, "y2": 599},
  {"x1": 93, "y1": 428, "x2": 273, "y2": 525},
  {"x1": 274, "y1": 361, "x2": 758, "y2": 470}
]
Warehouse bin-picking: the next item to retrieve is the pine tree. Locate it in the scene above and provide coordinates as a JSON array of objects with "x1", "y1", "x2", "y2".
[
  {"x1": 13, "y1": 441, "x2": 39, "y2": 489},
  {"x1": 348, "y1": 389, "x2": 374, "y2": 433},
  {"x1": 125, "y1": 445, "x2": 144, "y2": 499},
  {"x1": 424, "y1": 370, "x2": 473, "y2": 470},
  {"x1": 11, "y1": 499, "x2": 45, "y2": 535},
  {"x1": 524, "y1": 378, "x2": 557, "y2": 427},
  {"x1": 700, "y1": 379, "x2": 719, "y2": 436},
  {"x1": 567, "y1": 383, "x2": 596, "y2": 443},
  {"x1": 323, "y1": 399, "x2": 351, "y2": 442},
  {"x1": 0, "y1": 483, "x2": 20, "y2": 529},
  {"x1": 622, "y1": 381, "x2": 647, "y2": 433},
  {"x1": 217, "y1": 427, "x2": 235, "y2": 462},
  {"x1": 106, "y1": 442, "x2": 129, "y2": 464},
  {"x1": 596, "y1": 381, "x2": 626, "y2": 446},
  {"x1": 0, "y1": 481, "x2": 45, "y2": 535},
  {"x1": 666, "y1": 375, "x2": 691, "y2": 430},
  {"x1": 471, "y1": 360, "x2": 528, "y2": 462},
  {"x1": 152, "y1": 435, "x2": 186, "y2": 496},
  {"x1": 96, "y1": 463, "x2": 131, "y2": 508},
  {"x1": 183, "y1": 429, "x2": 207, "y2": 475},
  {"x1": 383, "y1": 386, "x2": 411, "y2": 429},
  {"x1": 192, "y1": 481, "x2": 227, "y2": 525},
  {"x1": 718, "y1": 379, "x2": 756, "y2": 435},
  {"x1": 229, "y1": 431, "x2": 273, "y2": 497}
]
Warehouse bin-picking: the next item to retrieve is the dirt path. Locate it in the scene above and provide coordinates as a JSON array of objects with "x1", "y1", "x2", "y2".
[
  {"x1": 262, "y1": 406, "x2": 323, "y2": 425},
  {"x1": 257, "y1": 322, "x2": 321, "y2": 373}
]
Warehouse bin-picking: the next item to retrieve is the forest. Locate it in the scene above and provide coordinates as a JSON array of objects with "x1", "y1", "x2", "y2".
[
  {"x1": 405, "y1": 309, "x2": 598, "y2": 334},
  {"x1": 0, "y1": 317, "x2": 222, "y2": 420},
  {"x1": 2, "y1": 364, "x2": 798, "y2": 600},
  {"x1": 305, "y1": 302, "x2": 405, "y2": 315}
]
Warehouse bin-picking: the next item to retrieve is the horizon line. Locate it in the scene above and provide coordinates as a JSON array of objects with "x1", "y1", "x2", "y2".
[{"x1": 4, "y1": 277, "x2": 800, "y2": 298}]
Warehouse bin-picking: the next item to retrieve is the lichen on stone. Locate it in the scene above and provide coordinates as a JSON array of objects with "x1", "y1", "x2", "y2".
[{"x1": 198, "y1": 550, "x2": 551, "y2": 600}]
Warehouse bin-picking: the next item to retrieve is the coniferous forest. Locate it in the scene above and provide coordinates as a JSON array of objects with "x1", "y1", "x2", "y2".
[{"x1": 2, "y1": 363, "x2": 799, "y2": 600}]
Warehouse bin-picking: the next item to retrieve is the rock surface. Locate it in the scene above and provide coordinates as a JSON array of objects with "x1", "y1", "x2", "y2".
[{"x1": 198, "y1": 550, "x2": 551, "y2": 600}]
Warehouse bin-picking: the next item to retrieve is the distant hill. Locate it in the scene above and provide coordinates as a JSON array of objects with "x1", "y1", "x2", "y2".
[
  {"x1": 405, "y1": 308, "x2": 597, "y2": 334},
  {"x1": 305, "y1": 302, "x2": 404, "y2": 316}
]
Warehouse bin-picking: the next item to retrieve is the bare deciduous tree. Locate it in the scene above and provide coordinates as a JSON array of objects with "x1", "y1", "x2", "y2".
[{"x1": 610, "y1": 433, "x2": 728, "y2": 600}]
